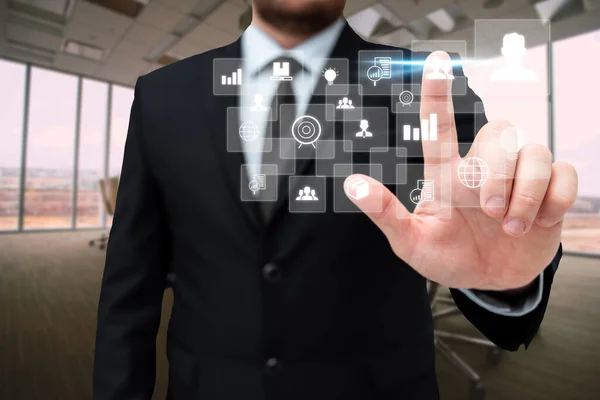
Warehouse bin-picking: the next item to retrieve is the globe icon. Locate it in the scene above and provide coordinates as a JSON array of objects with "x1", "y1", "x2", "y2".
[
  {"x1": 239, "y1": 121, "x2": 259, "y2": 142},
  {"x1": 458, "y1": 157, "x2": 489, "y2": 189}
]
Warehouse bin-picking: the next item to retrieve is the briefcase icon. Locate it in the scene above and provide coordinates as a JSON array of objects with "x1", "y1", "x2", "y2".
[{"x1": 345, "y1": 176, "x2": 370, "y2": 200}]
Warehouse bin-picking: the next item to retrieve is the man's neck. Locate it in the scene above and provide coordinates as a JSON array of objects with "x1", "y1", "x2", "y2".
[{"x1": 251, "y1": 10, "x2": 337, "y2": 49}]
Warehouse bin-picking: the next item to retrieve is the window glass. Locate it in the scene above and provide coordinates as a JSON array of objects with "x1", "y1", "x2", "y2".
[
  {"x1": 109, "y1": 85, "x2": 134, "y2": 176},
  {"x1": 0, "y1": 59, "x2": 26, "y2": 231},
  {"x1": 554, "y1": 30, "x2": 600, "y2": 253},
  {"x1": 24, "y1": 67, "x2": 77, "y2": 229},
  {"x1": 77, "y1": 79, "x2": 108, "y2": 227},
  {"x1": 107, "y1": 85, "x2": 134, "y2": 226}
]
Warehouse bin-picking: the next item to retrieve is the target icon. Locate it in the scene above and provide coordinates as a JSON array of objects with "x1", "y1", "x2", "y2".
[
  {"x1": 291, "y1": 115, "x2": 322, "y2": 148},
  {"x1": 399, "y1": 90, "x2": 414, "y2": 106}
]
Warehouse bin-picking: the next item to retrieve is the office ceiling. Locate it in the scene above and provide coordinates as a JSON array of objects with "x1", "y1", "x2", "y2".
[{"x1": 0, "y1": 0, "x2": 599, "y2": 87}]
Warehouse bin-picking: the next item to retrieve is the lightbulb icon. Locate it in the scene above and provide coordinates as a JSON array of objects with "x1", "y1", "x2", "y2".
[{"x1": 323, "y1": 67, "x2": 339, "y2": 85}]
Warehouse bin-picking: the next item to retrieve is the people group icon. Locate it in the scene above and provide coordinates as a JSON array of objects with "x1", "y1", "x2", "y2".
[
  {"x1": 250, "y1": 93, "x2": 269, "y2": 112},
  {"x1": 296, "y1": 186, "x2": 319, "y2": 201},
  {"x1": 490, "y1": 32, "x2": 537, "y2": 82},
  {"x1": 425, "y1": 57, "x2": 454, "y2": 80},
  {"x1": 355, "y1": 119, "x2": 373, "y2": 138},
  {"x1": 336, "y1": 97, "x2": 355, "y2": 109}
]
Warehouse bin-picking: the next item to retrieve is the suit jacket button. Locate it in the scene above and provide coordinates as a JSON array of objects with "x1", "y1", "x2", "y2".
[{"x1": 262, "y1": 263, "x2": 281, "y2": 283}]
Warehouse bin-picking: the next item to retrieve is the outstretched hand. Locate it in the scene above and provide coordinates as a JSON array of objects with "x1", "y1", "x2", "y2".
[{"x1": 345, "y1": 51, "x2": 578, "y2": 291}]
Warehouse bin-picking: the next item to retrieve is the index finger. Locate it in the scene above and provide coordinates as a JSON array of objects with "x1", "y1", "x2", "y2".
[{"x1": 420, "y1": 51, "x2": 458, "y2": 162}]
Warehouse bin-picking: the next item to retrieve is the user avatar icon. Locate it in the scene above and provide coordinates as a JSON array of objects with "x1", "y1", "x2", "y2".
[
  {"x1": 250, "y1": 94, "x2": 269, "y2": 111},
  {"x1": 355, "y1": 119, "x2": 373, "y2": 138},
  {"x1": 490, "y1": 33, "x2": 537, "y2": 82},
  {"x1": 425, "y1": 57, "x2": 454, "y2": 80},
  {"x1": 296, "y1": 186, "x2": 319, "y2": 201}
]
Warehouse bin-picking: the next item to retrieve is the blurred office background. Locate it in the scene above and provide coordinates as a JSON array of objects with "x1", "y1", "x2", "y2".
[{"x1": 0, "y1": 0, "x2": 599, "y2": 399}]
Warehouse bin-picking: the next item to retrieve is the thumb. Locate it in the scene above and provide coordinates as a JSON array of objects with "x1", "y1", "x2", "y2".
[{"x1": 344, "y1": 174, "x2": 415, "y2": 257}]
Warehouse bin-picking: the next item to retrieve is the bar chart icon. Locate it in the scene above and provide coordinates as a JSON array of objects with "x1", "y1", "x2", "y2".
[
  {"x1": 403, "y1": 113, "x2": 437, "y2": 141},
  {"x1": 221, "y1": 68, "x2": 242, "y2": 86}
]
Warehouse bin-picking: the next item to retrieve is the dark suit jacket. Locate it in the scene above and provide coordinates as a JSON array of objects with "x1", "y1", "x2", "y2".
[{"x1": 94, "y1": 23, "x2": 560, "y2": 400}]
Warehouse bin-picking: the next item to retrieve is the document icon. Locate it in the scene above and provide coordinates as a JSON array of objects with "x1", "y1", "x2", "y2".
[
  {"x1": 374, "y1": 57, "x2": 392, "y2": 79},
  {"x1": 410, "y1": 180, "x2": 435, "y2": 205},
  {"x1": 419, "y1": 180, "x2": 434, "y2": 202},
  {"x1": 255, "y1": 174, "x2": 267, "y2": 190}
]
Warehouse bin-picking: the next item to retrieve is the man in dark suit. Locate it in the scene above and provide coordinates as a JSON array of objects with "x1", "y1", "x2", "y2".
[{"x1": 94, "y1": 1, "x2": 578, "y2": 399}]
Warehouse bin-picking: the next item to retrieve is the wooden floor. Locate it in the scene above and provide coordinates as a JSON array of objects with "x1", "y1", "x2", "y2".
[{"x1": 1, "y1": 231, "x2": 599, "y2": 400}]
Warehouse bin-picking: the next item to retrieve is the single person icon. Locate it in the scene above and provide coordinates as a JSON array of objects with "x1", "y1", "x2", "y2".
[
  {"x1": 347, "y1": 99, "x2": 354, "y2": 109},
  {"x1": 310, "y1": 189, "x2": 318, "y2": 201},
  {"x1": 355, "y1": 119, "x2": 373, "y2": 138},
  {"x1": 250, "y1": 94, "x2": 269, "y2": 111},
  {"x1": 336, "y1": 99, "x2": 344, "y2": 109},
  {"x1": 296, "y1": 189, "x2": 304, "y2": 201},
  {"x1": 490, "y1": 32, "x2": 537, "y2": 82}
]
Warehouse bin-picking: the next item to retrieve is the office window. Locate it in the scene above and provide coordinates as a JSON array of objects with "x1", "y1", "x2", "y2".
[
  {"x1": 0, "y1": 60, "x2": 26, "y2": 231},
  {"x1": 77, "y1": 78, "x2": 108, "y2": 228},
  {"x1": 24, "y1": 67, "x2": 77, "y2": 229},
  {"x1": 554, "y1": 29, "x2": 600, "y2": 253}
]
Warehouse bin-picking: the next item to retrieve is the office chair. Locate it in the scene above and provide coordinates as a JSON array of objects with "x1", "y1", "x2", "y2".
[
  {"x1": 89, "y1": 176, "x2": 119, "y2": 250},
  {"x1": 429, "y1": 281, "x2": 502, "y2": 400}
]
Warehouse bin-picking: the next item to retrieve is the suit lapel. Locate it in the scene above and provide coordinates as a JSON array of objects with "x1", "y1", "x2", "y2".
[{"x1": 208, "y1": 39, "x2": 264, "y2": 230}]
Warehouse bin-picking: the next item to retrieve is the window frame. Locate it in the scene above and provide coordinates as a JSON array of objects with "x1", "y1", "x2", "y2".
[{"x1": 0, "y1": 58, "x2": 133, "y2": 234}]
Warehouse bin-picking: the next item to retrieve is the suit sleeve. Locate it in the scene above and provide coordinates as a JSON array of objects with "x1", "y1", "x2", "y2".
[
  {"x1": 448, "y1": 55, "x2": 561, "y2": 351},
  {"x1": 450, "y1": 249, "x2": 560, "y2": 350},
  {"x1": 93, "y1": 77, "x2": 170, "y2": 399}
]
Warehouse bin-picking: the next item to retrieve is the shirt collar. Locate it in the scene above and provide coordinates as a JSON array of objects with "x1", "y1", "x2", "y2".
[{"x1": 241, "y1": 18, "x2": 346, "y2": 77}]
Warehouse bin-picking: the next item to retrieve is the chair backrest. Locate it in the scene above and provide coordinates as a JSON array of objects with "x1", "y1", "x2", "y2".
[
  {"x1": 98, "y1": 176, "x2": 120, "y2": 216},
  {"x1": 105, "y1": 176, "x2": 119, "y2": 216}
]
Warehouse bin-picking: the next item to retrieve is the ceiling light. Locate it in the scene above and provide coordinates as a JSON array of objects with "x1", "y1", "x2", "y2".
[
  {"x1": 347, "y1": 7, "x2": 384, "y2": 38},
  {"x1": 426, "y1": 8, "x2": 455, "y2": 33},
  {"x1": 63, "y1": 39, "x2": 104, "y2": 60},
  {"x1": 372, "y1": 4, "x2": 403, "y2": 27}
]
